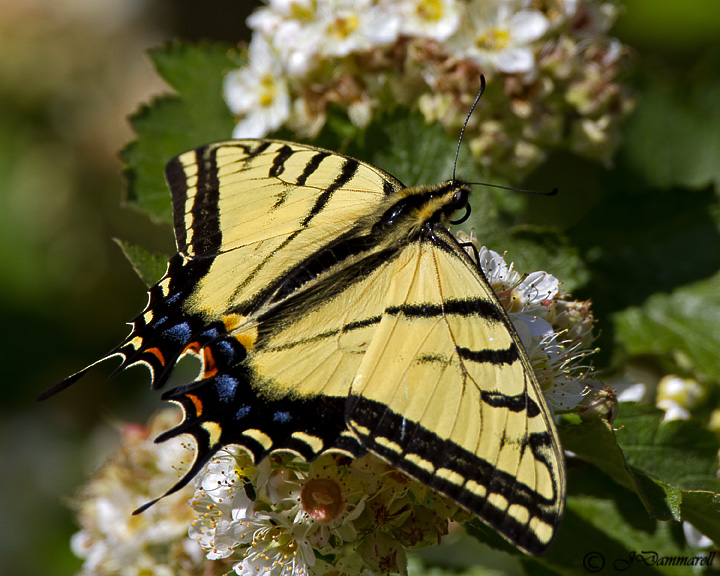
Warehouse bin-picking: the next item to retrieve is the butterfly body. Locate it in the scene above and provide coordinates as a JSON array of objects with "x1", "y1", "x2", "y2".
[{"x1": 45, "y1": 139, "x2": 565, "y2": 555}]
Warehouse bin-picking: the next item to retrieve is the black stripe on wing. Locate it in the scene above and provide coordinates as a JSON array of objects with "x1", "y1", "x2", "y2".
[
  {"x1": 138, "y1": 363, "x2": 363, "y2": 513},
  {"x1": 166, "y1": 145, "x2": 226, "y2": 257},
  {"x1": 345, "y1": 394, "x2": 560, "y2": 555}
]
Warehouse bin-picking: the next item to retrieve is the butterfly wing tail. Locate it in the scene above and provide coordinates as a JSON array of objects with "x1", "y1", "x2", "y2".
[{"x1": 37, "y1": 354, "x2": 121, "y2": 401}]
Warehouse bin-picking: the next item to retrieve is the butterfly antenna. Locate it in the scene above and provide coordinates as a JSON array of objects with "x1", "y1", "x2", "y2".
[
  {"x1": 452, "y1": 74, "x2": 486, "y2": 184},
  {"x1": 467, "y1": 181, "x2": 558, "y2": 196}
]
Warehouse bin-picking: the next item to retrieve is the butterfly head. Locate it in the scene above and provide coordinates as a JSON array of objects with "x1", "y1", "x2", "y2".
[
  {"x1": 373, "y1": 180, "x2": 471, "y2": 240},
  {"x1": 415, "y1": 180, "x2": 472, "y2": 227}
]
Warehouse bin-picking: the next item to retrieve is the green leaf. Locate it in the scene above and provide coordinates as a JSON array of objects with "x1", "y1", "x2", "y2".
[
  {"x1": 535, "y1": 467, "x2": 691, "y2": 575},
  {"x1": 615, "y1": 0, "x2": 720, "y2": 52},
  {"x1": 559, "y1": 413, "x2": 680, "y2": 522},
  {"x1": 121, "y1": 41, "x2": 241, "y2": 223},
  {"x1": 613, "y1": 403, "x2": 720, "y2": 493},
  {"x1": 567, "y1": 183, "x2": 720, "y2": 313},
  {"x1": 114, "y1": 239, "x2": 170, "y2": 287},
  {"x1": 558, "y1": 403, "x2": 720, "y2": 550},
  {"x1": 560, "y1": 418, "x2": 638, "y2": 493},
  {"x1": 681, "y1": 491, "x2": 720, "y2": 546},
  {"x1": 342, "y1": 108, "x2": 481, "y2": 187},
  {"x1": 613, "y1": 269, "x2": 720, "y2": 382}
]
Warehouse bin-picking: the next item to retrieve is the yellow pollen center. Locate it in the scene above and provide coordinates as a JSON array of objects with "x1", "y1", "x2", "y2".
[
  {"x1": 289, "y1": 1, "x2": 316, "y2": 22},
  {"x1": 418, "y1": 0, "x2": 443, "y2": 22},
  {"x1": 332, "y1": 15, "x2": 358, "y2": 39},
  {"x1": 259, "y1": 74, "x2": 276, "y2": 107},
  {"x1": 477, "y1": 28, "x2": 510, "y2": 51}
]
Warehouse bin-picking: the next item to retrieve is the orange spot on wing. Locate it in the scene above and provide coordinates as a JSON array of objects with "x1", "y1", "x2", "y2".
[
  {"x1": 235, "y1": 327, "x2": 258, "y2": 351},
  {"x1": 202, "y1": 347, "x2": 218, "y2": 379},
  {"x1": 185, "y1": 393, "x2": 203, "y2": 416},
  {"x1": 183, "y1": 341, "x2": 202, "y2": 356},
  {"x1": 223, "y1": 313, "x2": 245, "y2": 332},
  {"x1": 145, "y1": 347, "x2": 165, "y2": 366}
]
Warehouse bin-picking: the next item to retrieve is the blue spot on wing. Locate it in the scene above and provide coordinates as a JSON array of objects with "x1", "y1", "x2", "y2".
[
  {"x1": 217, "y1": 340, "x2": 236, "y2": 355},
  {"x1": 235, "y1": 405, "x2": 251, "y2": 420},
  {"x1": 164, "y1": 322, "x2": 191, "y2": 342},
  {"x1": 200, "y1": 327, "x2": 220, "y2": 339},
  {"x1": 273, "y1": 411, "x2": 292, "y2": 423},
  {"x1": 215, "y1": 374, "x2": 238, "y2": 403}
]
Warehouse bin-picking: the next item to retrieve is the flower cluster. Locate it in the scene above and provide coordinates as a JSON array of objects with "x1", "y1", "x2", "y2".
[
  {"x1": 189, "y1": 449, "x2": 464, "y2": 576},
  {"x1": 457, "y1": 229, "x2": 603, "y2": 414},
  {"x1": 70, "y1": 410, "x2": 210, "y2": 576},
  {"x1": 225, "y1": 0, "x2": 634, "y2": 180}
]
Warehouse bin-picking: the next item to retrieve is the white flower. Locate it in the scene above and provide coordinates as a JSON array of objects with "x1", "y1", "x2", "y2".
[
  {"x1": 70, "y1": 410, "x2": 202, "y2": 575},
  {"x1": 656, "y1": 399, "x2": 690, "y2": 422},
  {"x1": 684, "y1": 522, "x2": 714, "y2": 549},
  {"x1": 250, "y1": 0, "x2": 399, "y2": 76},
  {"x1": 317, "y1": 0, "x2": 399, "y2": 57},
  {"x1": 616, "y1": 381, "x2": 647, "y2": 403},
  {"x1": 236, "y1": 536, "x2": 313, "y2": 576},
  {"x1": 475, "y1": 244, "x2": 560, "y2": 315},
  {"x1": 224, "y1": 34, "x2": 290, "y2": 138},
  {"x1": 451, "y1": 0, "x2": 549, "y2": 75},
  {"x1": 397, "y1": 0, "x2": 461, "y2": 41},
  {"x1": 656, "y1": 375, "x2": 706, "y2": 421},
  {"x1": 456, "y1": 231, "x2": 597, "y2": 412},
  {"x1": 190, "y1": 450, "x2": 375, "y2": 575}
]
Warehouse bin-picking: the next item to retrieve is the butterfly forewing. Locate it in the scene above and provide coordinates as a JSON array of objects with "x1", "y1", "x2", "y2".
[
  {"x1": 168, "y1": 140, "x2": 403, "y2": 322},
  {"x1": 345, "y1": 228, "x2": 565, "y2": 555}
]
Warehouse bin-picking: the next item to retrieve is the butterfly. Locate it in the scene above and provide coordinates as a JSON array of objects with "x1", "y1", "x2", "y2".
[{"x1": 42, "y1": 135, "x2": 565, "y2": 555}]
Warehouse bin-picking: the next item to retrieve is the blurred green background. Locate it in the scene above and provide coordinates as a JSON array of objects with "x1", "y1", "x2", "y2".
[{"x1": 2, "y1": 1, "x2": 719, "y2": 575}]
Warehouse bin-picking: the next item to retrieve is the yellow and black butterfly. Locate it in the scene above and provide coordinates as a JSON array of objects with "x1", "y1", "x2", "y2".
[{"x1": 42, "y1": 129, "x2": 565, "y2": 555}]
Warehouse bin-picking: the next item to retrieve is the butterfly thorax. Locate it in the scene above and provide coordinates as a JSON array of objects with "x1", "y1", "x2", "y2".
[{"x1": 242, "y1": 179, "x2": 472, "y2": 319}]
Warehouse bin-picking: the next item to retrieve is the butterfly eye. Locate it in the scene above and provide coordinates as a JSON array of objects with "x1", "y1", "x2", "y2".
[{"x1": 452, "y1": 188, "x2": 468, "y2": 206}]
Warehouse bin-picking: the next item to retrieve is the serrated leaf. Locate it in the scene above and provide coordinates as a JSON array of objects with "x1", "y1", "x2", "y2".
[
  {"x1": 343, "y1": 109, "x2": 482, "y2": 187},
  {"x1": 560, "y1": 418, "x2": 638, "y2": 493},
  {"x1": 559, "y1": 403, "x2": 720, "y2": 538},
  {"x1": 114, "y1": 239, "x2": 170, "y2": 287},
  {"x1": 559, "y1": 415, "x2": 678, "y2": 521},
  {"x1": 613, "y1": 269, "x2": 720, "y2": 382},
  {"x1": 532, "y1": 467, "x2": 690, "y2": 575},
  {"x1": 121, "y1": 41, "x2": 240, "y2": 223},
  {"x1": 681, "y1": 491, "x2": 720, "y2": 546},
  {"x1": 614, "y1": 403, "x2": 720, "y2": 492}
]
